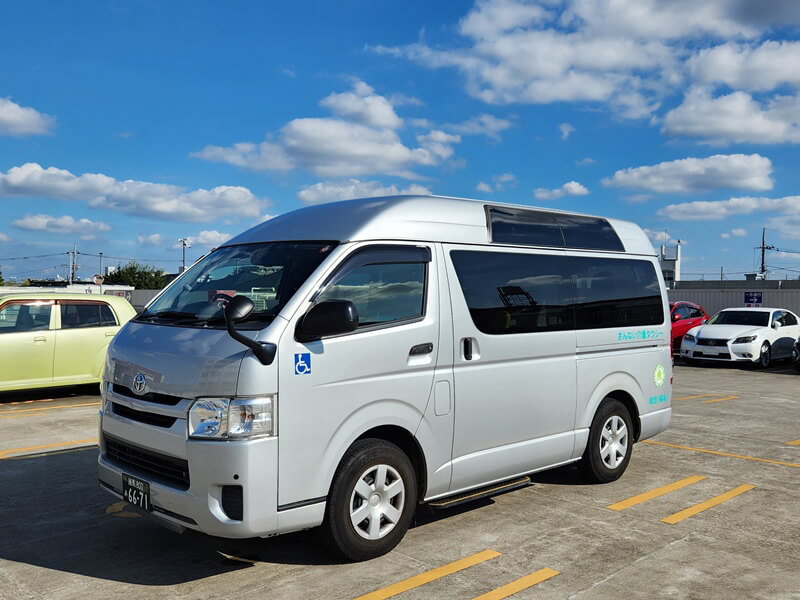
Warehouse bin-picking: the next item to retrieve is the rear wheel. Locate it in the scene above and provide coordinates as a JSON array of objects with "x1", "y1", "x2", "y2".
[
  {"x1": 757, "y1": 342, "x2": 771, "y2": 368},
  {"x1": 322, "y1": 439, "x2": 417, "y2": 561},
  {"x1": 580, "y1": 398, "x2": 633, "y2": 483}
]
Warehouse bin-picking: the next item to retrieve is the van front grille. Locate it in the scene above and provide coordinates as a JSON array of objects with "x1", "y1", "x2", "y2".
[
  {"x1": 112, "y1": 384, "x2": 183, "y2": 406},
  {"x1": 112, "y1": 403, "x2": 177, "y2": 428},
  {"x1": 104, "y1": 435, "x2": 190, "y2": 489}
]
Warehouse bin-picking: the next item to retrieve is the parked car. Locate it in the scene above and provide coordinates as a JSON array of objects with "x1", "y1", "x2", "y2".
[
  {"x1": 0, "y1": 292, "x2": 137, "y2": 392},
  {"x1": 669, "y1": 301, "x2": 709, "y2": 354},
  {"x1": 793, "y1": 336, "x2": 800, "y2": 372},
  {"x1": 679, "y1": 307, "x2": 800, "y2": 368}
]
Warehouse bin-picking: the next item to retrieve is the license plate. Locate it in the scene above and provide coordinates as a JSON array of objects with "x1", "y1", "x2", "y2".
[
  {"x1": 122, "y1": 473, "x2": 151, "y2": 512},
  {"x1": 703, "y1": 347, "x2": 720, "y2": 356}
]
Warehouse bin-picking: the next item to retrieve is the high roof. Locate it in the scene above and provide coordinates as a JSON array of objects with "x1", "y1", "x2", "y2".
[{"x1": 223, "y1": 195, "x2": 655, "y2": 255}]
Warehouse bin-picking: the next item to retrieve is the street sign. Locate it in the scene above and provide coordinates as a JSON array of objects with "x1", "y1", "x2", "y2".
[{"x1": 744, "y1": 291, "x2": 762, "y2": 306}]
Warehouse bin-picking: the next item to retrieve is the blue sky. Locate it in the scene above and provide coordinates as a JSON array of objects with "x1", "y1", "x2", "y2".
[{"x1": 3, "y1": 0, "x2": 800, "y2": 281}]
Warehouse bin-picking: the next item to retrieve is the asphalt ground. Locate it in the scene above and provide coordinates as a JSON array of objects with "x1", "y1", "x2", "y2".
[{"x1": 0, "y1": 363, "x2": 798, "y2": 600}]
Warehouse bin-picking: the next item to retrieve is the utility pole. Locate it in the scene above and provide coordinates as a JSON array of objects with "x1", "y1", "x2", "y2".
[
  {"x1": 759, "y1": 227, "x2": 775, "y2": 277},
  {"x1": 178, "y1": 238, "x2": 191, "y2": 272},
  {"x1": 68, "y1": 243, "x2": 78, "y2": 285},
  {"x1": 99, "y1": 252, "x2": 103, "y2": 277}
]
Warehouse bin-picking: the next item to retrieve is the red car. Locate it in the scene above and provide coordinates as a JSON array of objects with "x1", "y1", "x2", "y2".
[{"x1": 670, "y1": 301, "x2": 709, "y2": 354}]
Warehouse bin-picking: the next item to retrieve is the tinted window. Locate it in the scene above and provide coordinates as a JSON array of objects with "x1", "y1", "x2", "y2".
[
  {"x1": 709, "y1": 310, "x2": 769, "y2": 327},
  {"x1": 487, "y1": 206, "x2": 624, "y2": 251},
  {"x1": 61, "y1": 303, "x2": 105, "y2": 329},
  {"x1": 556, "y1": 214, "x2": 625, "y2": 251},
  {"x1": 0, "y1": 303, "x2": 51, "y2": 333},
  {"x1": 782, "y1": 311, "x2": 798, "y2": 326},
  {"x1": 673, "y1": 305, "x2": 691, "y2": 319},
  {"x1": 100, "y1": 304, "x2": 118, "y2": 326},
  {"x1": 688, "y1": 306, "x2": 705, "y2": 318},
  {"x1": 488, "y1": 208, "x2": 564, "y2": 247},
  {"x1": 570, "y1": 257, "x2": 663, "y2": 329},
  {"x1": 450, "y1": 250, "x2": 574, "y2": 334},
  {"x1": 316, "y1": 250, "x2": 427, "y2": 328}
]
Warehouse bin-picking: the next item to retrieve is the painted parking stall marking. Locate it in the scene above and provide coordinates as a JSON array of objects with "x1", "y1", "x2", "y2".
[
  {"x1": 787, "y1": 438, "x2": 800, "y2": 446},
  {"x1": 661, "y1": 484, "x2": 757, "y2": 525},
  {"x1": 355, "y1": 550, "x2": 500, "y2": 600},
  {"x1": 607, "y1": 475, "x2": 707, "y2": 511},
  {"x1": 0, "y1": 438, "x2": 97, "y2": 459},
  {"x1": 642, "y1": 440, "x2": 800, "y2": 469},
  {"x1": 472, "y1": 568, "x2": 560, "y2": 600}
]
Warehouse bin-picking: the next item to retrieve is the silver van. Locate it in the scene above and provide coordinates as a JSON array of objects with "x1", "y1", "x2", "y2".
[{"x1": 98, "y1": 195, "x2": 671, "y2": 560}]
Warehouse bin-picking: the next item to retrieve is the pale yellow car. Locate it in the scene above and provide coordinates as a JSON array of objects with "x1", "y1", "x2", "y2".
[{"x1": 0, "y1": 292, "x2": 137, "y2": 392}]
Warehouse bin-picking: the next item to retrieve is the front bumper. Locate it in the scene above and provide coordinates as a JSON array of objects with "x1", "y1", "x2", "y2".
[{"x1": 680, "y1": 340, "x2": 760, "y2": 362}]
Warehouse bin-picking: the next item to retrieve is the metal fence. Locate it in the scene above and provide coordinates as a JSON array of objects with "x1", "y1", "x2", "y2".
[{"x1": 667, "y1": 289, "x2": 800, "y2": 317}]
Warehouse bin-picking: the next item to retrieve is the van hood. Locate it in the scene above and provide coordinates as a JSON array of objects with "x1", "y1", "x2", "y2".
[{"x1": 107, "y1": 321, "x2": 251, "y2": 399}]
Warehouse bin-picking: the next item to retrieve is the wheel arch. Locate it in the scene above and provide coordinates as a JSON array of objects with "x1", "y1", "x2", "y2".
[
  {"x1": 580, "y1": 371, "x2": 643, "y2": 442},
  {"x1": 355, "y1": 425, "x2": 428, "y2": 503}
]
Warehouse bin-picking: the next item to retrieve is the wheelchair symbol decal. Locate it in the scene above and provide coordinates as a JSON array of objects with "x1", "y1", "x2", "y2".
[{"x1": 294, "y1": 353, "x2": 311, "y2": 375}]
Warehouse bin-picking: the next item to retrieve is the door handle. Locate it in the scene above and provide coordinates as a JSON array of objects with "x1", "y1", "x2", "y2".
[
  {"x1": 463, "y1": 338, "x2": 473, "y2": 361},
  {"x1": 34, "y1": 336, "x2": 46, "y2": 343},
  {"x1": 409, "y1": 343, "x2": 433, "y2": 356},
  {"x1": 105, "y1": 331, "x2": 116, "y2": 337}
]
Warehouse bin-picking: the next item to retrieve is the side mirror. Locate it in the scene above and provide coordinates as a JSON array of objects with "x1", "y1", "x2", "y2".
[
  {"x1": 672, "y1": 313, "x2": 682, "y2": 322},
  {"x1": 772, "y1": 321, "x2": 781, "y2": 330},
  {"x1": 702, "y1": 318, "x2": 708, "y2": 324},
  {"x1": 224, "y1": 295, "x2": 276, "y2": 365},
  {"x1": 296, "y1": 300, "x2": 358, "y2": 342}
]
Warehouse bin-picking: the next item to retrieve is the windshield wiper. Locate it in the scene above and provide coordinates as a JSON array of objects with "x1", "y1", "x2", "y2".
[{"x1": 146, "y1": 310, "x2": 199, "y2": 321}]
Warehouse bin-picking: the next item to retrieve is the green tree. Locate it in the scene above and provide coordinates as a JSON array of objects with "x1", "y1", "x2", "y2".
[
  {"x1": 0, "y1": 269, "x2": 4, "y2": 285},
  {"x1": 103, "y1": 261, "x2": 166, "y2": 289}
]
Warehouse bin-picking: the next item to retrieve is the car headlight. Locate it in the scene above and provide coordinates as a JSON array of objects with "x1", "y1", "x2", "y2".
[
  {"x1": 189, "y1": 396, "x2": 276, "y2": 439},
  {"x1": 683, "y1": 334, "x2": 695, "y2": 343},
  {"x1": 733, "y1": 335, "x2": 757, "y2": 344}
]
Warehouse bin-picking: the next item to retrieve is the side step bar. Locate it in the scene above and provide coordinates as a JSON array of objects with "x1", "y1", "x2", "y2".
[{"x1": 428, "y1": 476, "x2": 532, "y2": 510}]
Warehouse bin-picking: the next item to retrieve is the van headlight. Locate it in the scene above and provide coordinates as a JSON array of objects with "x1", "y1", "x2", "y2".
[{"x1": 188, "y1": 396, "x2": 276, "y2": 439}]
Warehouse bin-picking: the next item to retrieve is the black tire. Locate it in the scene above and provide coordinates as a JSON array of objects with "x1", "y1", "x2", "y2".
[
  {"x1": 322, "y1": 438, "x2": 417, "y2": 561},
  {"x1": 757, "y1": 342, "x2": 771, "y2": 368},
  {"x1": 579, "y1": 398, "x2": 634, "y2": 484},
  {"x1": 793, "y1": 346, "x2": 800, "y2": 372}
]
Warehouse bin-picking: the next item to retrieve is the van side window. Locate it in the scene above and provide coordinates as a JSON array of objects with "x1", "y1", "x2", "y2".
[
  {"x1": 316, "y1": 246, "x2": 429, "y2": 329},
  {"x1": 0, "y1": 303, "x2": 52, "y2": 333},
  {"x1": 570, "y1": 257, "x2": 663, "y2": 329},
  {"x1": 450, "y1": 250, "x2": 574, "y2": 334}
]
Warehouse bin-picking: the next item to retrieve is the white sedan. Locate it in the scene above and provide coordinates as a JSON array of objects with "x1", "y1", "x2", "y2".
[{"x1": 680, "y1": 307, "x2": 800, "y2": 367}]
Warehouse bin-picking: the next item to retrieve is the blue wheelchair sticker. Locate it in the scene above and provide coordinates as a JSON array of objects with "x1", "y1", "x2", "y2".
[{"x1": 294, "y1": 353, "x2": 311, "y2": 375}]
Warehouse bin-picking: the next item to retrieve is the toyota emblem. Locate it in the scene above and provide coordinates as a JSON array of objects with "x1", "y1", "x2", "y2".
[{"x1": 132, "y1": 373, "x2": 147, "y2": 395}]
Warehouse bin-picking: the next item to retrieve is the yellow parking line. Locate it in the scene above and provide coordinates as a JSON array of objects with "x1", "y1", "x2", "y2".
[
  {"x1": 787, "y1": 439, "x2": 800, "y2": 446},
  {"x1": 674, "y1": 393, "x2": 717, "y2": 400},
  {"x1": 701, "y1": 395, "x2": 738, "y2": 404},
  {"x1": 0, "y1": 438, "x2": 97, "y2": 459},
  {"x1": 661, "y1": 484, "x2": 756, "y2": 524},
  {"x1": 642, "y1": 440, "x2": 800, "y2": 468},
  {"x1": 0, "y1": 401, "x2": 100, "y2": 418},
  {"x1": 355, "y1": 549, "x2": 501, "y2": 600},
  {"x1": 472, "y1": 568, "x2": 560, "y2": 600},
  {"x1": 607, "y1": 475, "x2": 707, "y2": 511}
]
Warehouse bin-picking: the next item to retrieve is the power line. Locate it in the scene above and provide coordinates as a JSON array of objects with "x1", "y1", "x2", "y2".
[
  {"x1": 76, "y1": 251, "x2": 182, "y2": 263},
  {"x1": 0, "y1": 252, "x2": 69, "y2": 261}
]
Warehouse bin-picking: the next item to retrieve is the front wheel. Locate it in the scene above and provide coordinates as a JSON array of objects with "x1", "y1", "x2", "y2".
[
  {"x1": 793, "y1": 346, "x2": 800, "y2": 372},
  {"x1": 322, "y1": 439, "x2": 417, "y2": 561},
  {"x1": 757, "y1": 342, "x2": 771, "y2": 368},
  {"x1": 579, "y1": 398, "x2": 633, "y2": 483}
]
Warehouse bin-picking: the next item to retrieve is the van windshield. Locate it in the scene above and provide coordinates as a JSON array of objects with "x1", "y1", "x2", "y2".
[{"x1": 139, "y1": 241, "x2": 336, "y2": 326}]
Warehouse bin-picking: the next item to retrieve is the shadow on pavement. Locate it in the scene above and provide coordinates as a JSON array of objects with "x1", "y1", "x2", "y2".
[
  {"x1": 0, "y1": 447, "x2": 341, "y2": 587},
  {"x1": 0, "y1": 383, "x2": 100, "y2": 403}
]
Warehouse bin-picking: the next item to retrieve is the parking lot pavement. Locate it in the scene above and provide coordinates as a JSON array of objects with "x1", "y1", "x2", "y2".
[{"x1": 1, "y1": 365, "x2": 798, "y2": 599}]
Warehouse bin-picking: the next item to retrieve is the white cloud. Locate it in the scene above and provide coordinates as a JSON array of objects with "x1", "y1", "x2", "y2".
[
  {"x1": 0, "y1": 233, "x2": 10, "y2": 243},
  {"x1": 731, "y1": 228, "x2": 747, "y2": 236},
  {"x1": 320, "y1": 81, "x2": 403, "y2": 129},
  {"x1": 476, "y1": 181, "x2": 493, "y2": 193},
  {"x1": 137, "y1": 233, "x2": 165, "y2": 246},
  {"x1": 178, "y1": 231, "x2": 233, "y2": 248},
  {"x1": 560, "y1": 123, "x2": 575, "y2": 140},
  {"x1": 623, "y1": 193, "x2": 654, "y2": 203},
  {"x1": 689, "y1": 41, "x2": 800, "y2": 92},
  {"x1": 193, "y1": 82, "x2": 461, "y2": 179},
  {"x1": 643, "y1": 228, "x2": 674, "y2": 245},
  {"x1": 658, "y1": 195, "x2": 800, "y2": 220},
  {"x1": 534, "y1": 180, "x2": 589, "y2": 200},
  {"x1": 476, "y1": 172, "x2": 517, "y2": 194},
  {"x1": 575, "y1": 157, "x2": 596, "y2": 165},
  {"x1": 603, "y1": 154, "x2": 773, "y2": 193},
  {"x1": 297, "y1": 179, "x2": 432, "y2": 205},
  {"x1": 12, "y1": 214, "x2": 111, "y2": 235},
  {"x1": 720, "y1": 232, "x2": 731, "y2": 239},
  {"x1": 0, "y1": 98, "x2": 55, "y2": 136},
  {"x1": 0, "y1": 163, "x2": 264, "y2": 222},
  {"x1": 444, "y1": 114, "x2": 513, "y2": 141},
  {"x1": 766, "y1": 215, "x2": 800, "y2": 239},
  {"x1": 662, "y1": 87, "x2": 800, "y2": 145},
  {"x1": 259, "y1": 213, "x2": 276, "y2": 223}
]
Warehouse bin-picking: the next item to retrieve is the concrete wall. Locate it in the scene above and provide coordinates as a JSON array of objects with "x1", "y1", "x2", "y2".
[{"x1": 668, "y1": 288, "x2": 800, "y2": 316}]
